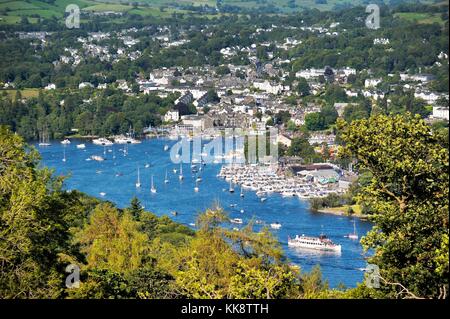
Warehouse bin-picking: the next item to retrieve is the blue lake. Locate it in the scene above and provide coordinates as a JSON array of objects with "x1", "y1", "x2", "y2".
[{"x1": 36, "y1": 138, "x2": 373, "y2": 288}]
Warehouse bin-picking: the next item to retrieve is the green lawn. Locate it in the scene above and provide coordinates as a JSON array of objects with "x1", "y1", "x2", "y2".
[
  {"x1": 0, "y1": 0, "x2": 444, "y2": 25},
  {"x1": 0, "y1": 0, "x2": 220, "y2": 24},
  {"x1": 0, "y1": 0, "x2": 97, "y2": 24},
  {"x1": 1, "y1": 88, "x2": 40, "y2": 99},
  {"x1": 394, "y1": 12, "x2": 446, "y2": 25}
]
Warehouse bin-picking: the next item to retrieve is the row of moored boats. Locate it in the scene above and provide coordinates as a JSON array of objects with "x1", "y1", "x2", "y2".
[{"x1": 218, "y1": 165, "x2": 342, "y2": 200}]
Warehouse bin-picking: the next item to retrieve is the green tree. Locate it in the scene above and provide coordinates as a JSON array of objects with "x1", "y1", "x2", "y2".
[
  {"x1": 338, "y1": 114, "x2": 449, "y2": 299},
  {"x1": 0, "y1": 126, "x2": 72, "y2": 298},
  {"x1": 305, "y1": 112, "x2": 325, "y2": 131},
  {"x1": 75, "y1": 203, "x2": 151, "y2": 273},
  {"x1": 296, "y1": 77, "x2": 310, "y2": 96}
]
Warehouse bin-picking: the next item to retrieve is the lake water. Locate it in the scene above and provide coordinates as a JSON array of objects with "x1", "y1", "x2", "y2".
[{"x1": 36, "y1": 138, "x2": 373, "y2": 288}]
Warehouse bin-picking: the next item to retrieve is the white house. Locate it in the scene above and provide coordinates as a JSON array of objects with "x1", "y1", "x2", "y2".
[
  {"x1": 79, "y1": 82, "x2": 94, "y2": 89},
  {"x1": 295, "y1": 68, "x2": 324, "y2": 79},
  {"x1": 277, "y1": 134, "x2": 292, "y2": 147},
  {"x1": 414, "y1": 91, "x2": 440, "y2": 104},
  {"x1": 253, "y1": 81, "x2": 285, "y2": 95},
  {"x1": 164, "y1": 110, "x2": 180, "y2": 122},
  {"x1": 364, "y1": 78, "x2": 382, "y2": 88},
  {"x1": 45, "y1": 83, "x2": 56, "y2": 90},
  {"x1": 432, "y1": 106, "x2": 449, "y2": 121}
]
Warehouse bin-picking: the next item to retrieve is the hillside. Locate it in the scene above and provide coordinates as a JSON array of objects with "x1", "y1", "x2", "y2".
[{"x1": 0, "y1": 0, "x2": 441, "y2": 25}]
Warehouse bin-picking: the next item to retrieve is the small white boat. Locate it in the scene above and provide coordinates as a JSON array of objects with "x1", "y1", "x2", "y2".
[
  {"x1": 99, "y1": 192, "x2": 106, "y2": 197},
  {"x1": 93, "y1": 138, "x2": 113, "y2": 146},
  {"x1": 260, "y1": 197, "x2": 267, "y2": 202},
  {"x1": 114, "y1": 135, "x2": 140, "y2": 144},
  {"x1": 61, "y1": 139, "x2": 71, "y2": 145},
  {"x1": 270, "y1": 222, "x2": 282, "y2": 230},
  {"x1": 90, "y1": 155, "x2": 105, "y2": 161},
  {"x1": 76, "y1": 144, "x2": 86, "y2": 149},
  {"x1": 62, "y1": 148, "x2": 66, "y2": 162},
  {"x1": 38, "y1": 142, "x2": 51, "y2": 147},
  {"x1": 164, "y1": 145, "x2": 169, "y2": 151},
  {"x1": 230, "y1": 218, "x2": 243, "y2": 224}
]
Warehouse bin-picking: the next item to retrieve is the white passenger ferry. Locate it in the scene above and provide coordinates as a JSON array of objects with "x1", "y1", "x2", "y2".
[{"x1": 288, "y1": 234, "x2": 342, "y2": 252}]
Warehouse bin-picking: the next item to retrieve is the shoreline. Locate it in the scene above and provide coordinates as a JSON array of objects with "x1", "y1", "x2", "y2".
[{"x1": 314, "y1": 207, "x2": 368, "y2": 220}]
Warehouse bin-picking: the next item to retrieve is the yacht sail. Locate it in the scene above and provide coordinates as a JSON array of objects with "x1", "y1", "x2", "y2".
[{"x1": 136, "y1": 167, "x2": 141, "y2": 188}]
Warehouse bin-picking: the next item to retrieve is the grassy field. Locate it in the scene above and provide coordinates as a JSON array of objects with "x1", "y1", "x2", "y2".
[
  {"x1": 0, "y1": 0, "x2": 98, "y2": 24},
  {"x1": 0, "y1": 0, "x2": 216, "y2": 24},
  {"x1": 317, "y1": 204, "x2": 366, "y2": 218},
  {"x1": 394, "y1": 12, "x2": 446, "y2": 25},
  {"x1": 1, "y1": 88, "x2": 40, "y2": 99},
  {"x1": 0, "y1": 0, "x2": 444, "y2": 25}
]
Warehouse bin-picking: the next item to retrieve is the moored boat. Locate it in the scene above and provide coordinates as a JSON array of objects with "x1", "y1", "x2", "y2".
[
  {"x1": 270, "y1": 222, "x2": 282, "y2": 229},
  {"x1": 93, "y1": 138, "x2": 113, "y2": 146},
  {"x1": 230, "y1": 218, "x2": 243, "y2": 224},
  {"x1": 90, "y1": 155, "x2": 105, "y2": 161}
]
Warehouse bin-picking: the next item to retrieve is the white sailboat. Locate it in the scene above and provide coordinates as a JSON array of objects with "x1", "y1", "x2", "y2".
[
  {"x1": 38, "y1": 129, "x2": 51, "y2": 146},
  {"x1": 179, "y1": 164, "x2": 184, "y2": 180},
  {"x1": 164, "y1": 170, "x2": 169, "y2": 184},
  {"x1": 346, "y1": 220, "x2": 358, "y2": 240},
  {"x1": 135, "y1": 167, "x2": 141, "y2": 188},
  {"x1": 62, "y1": 147, "x2": 66, "y2": 162},
  {"x1": 150, "y1": 175, "x2": 157, "y2": 193},
  {"x1": 240, "y1": 187, "x2": 244, "y2": 198},
  {"x1": 229, "y1": 180, "x2": 234, "y2": 193},
  {"x1": 194, "y1": 180, "x2": 199, "y2": 192}
]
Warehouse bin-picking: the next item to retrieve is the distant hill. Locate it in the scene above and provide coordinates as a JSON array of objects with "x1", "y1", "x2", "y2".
[{"x1": 0, "y1": 0, "x2": 441, "y2": 25}]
